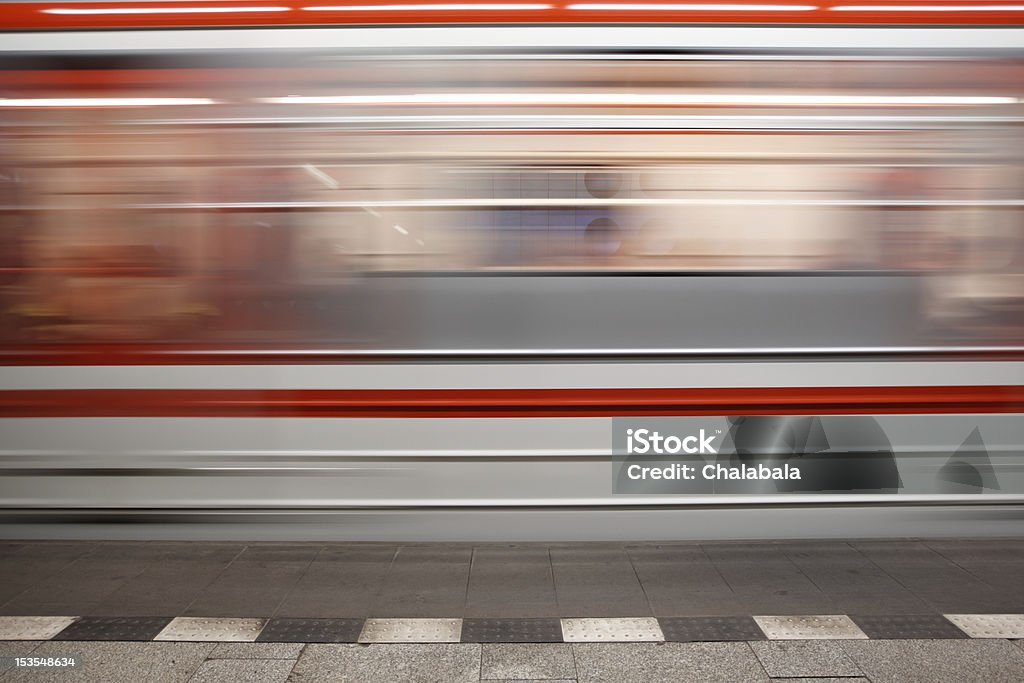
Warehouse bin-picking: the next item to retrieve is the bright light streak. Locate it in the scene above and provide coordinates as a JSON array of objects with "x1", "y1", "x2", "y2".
[
  {"x1": 831, "y1": 4, "x2": 1024, "y2": 11},
  {"x1": 567, "y1": 3, "x2": 817, "y2": 10},
  {"x1": 259, "y1": 93, "x2": 1017, "y2": 106},
  {"x1": 393, "y1": 224, "x2": 409, "y2": 235},
  {"x1": 42, "y1": 6, "x2": 289, "y2": 14},
  {"x1": 0, "y1": 97, "x2": 216, "y2": 107},
  {"x1": 302, "y1": 3, "x2": 551, "y2": 10},
  {"x1": 303, "y1": 164, "x2": 339, "y2": 189}
]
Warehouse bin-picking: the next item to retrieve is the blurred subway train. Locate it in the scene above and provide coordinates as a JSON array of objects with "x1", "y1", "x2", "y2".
[{"x1": 0, "y1": 1, "x2": 1022, "y2": 540}]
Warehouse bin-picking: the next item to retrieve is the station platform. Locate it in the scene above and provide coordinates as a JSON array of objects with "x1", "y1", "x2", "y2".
[{"x1": 1, "y1": 538, "x2": 1023, "y2": 681}]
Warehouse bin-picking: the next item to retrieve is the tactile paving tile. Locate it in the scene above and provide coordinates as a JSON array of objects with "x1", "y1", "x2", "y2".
[
  {"x1": 153, "y1": 617, "x2": 266, "y2": 642},
  {"x1": 944, "y1": 614, "x2": 1024, "y2": 639},
  {"x1": 53, "y1": 616, "x2": 173, "y2": 642},
  {"x1": 257, "y1": 618, "x2": 365, "y2": 643},
  {"x1": 358, "y1": 618, "x2": 462, "y2": 643},
  {"x1": 754, "y1": 615, "x2": 868, "y2": 640},
  {"x1": 461, "y1": 618, "x2": 563, "y2": 643},
  {"x1": 850, "y1": 614, "x2": 968, "y2": 640},
  {"x1": 0, "y1": 616, "x2": 78, "y2": 641},
  {"x1": 560, "y1": 617, "x2": 664, "y2": 642},
  {"x1": 659, "y1": 616, "x2": 767, "y2": 642}
]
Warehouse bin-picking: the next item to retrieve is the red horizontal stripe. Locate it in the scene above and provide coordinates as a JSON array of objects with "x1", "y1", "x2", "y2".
[
  {"x1": 1, "y1": 386, "x2": 1020, "y2": 417},
  {"x1": 3, "y1": 1, "x2": 1024, "y2": 30}
]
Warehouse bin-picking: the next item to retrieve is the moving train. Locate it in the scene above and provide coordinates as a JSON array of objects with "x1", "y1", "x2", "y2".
[{"x1": 0, "y1": 1, "x2": 1022, "y2": 539}]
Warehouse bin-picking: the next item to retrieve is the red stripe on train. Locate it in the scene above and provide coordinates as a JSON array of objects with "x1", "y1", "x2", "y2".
[
  {"x1": 1, "y1": 386, "x2": 1020, "y2": 417},
  {"x1": 4, "y1": 1, "x2": 1024, "y2": 30}
]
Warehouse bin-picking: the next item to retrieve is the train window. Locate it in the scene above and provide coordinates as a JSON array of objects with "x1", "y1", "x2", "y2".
[{"x1": 1, "y1": 53, "x2": 1021, "y2": 348}]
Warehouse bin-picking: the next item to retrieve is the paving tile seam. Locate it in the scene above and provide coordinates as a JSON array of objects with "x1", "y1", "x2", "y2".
[
  {"x1": 174, "y1": 544, "x2": 251, "y2": 619},
  {"x1": 1, "y1": 614, "x2": 1023, "y2": 643}
]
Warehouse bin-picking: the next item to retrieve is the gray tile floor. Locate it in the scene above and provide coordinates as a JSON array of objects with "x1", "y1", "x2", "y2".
[
  {"x1": 3, "y1": 540, "x2": 1024, "y2": 681},
  {"x1": 1, "y1": 539, "x2": 1023, "y2": 620},
  {"x1": 3, "y1": 639, "x2": 1024, "y2": 682}
]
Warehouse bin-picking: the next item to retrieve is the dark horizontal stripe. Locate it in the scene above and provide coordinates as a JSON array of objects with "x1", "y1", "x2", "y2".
[
  {"x1": 3, "y1": 344, "x2": 1024, "y2": 366},
  {"x1": 356, "y1": 269, "x2": 919, "y2": 278},
  {"x1": 3, "y1": 500, "x2": 1023, "y2": 518},
  {"x1": 0, "y1": 268, "x2": 917, "y2": 277},
  {"x1": 0, "y1": 467, "x2": 402, "y2": 477},
  {"x1": 0, "y1": 385, "x2": 1021, "y2": 418},
  {"x1": 0, "y1": 49, "x2": 1008, "y2": 73}
]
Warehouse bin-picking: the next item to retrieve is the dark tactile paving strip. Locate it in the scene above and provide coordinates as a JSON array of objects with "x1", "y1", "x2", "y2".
[
  {"x1": 850, "y1": 614, "x2": 969, "y2": 639},
  {"x1": 659, "y1": 616, "x2": 767, "y2": 642},
  {"x1": 461, "y1": 618, "x2": 564, "y2": 643},
  {"x1": 52, "y1": 616, "x2": 173, "y2": 641},
  {"x1": 256, "y1": 618, "x2": 364, "y2": 643}
]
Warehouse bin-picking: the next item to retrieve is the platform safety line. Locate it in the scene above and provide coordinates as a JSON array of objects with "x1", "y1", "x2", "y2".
[{"x1": 2, "y1": 614, "x2": 1024, "y2": 642}]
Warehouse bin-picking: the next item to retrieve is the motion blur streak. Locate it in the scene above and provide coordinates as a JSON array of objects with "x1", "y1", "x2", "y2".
[
  {"x1": 831, "y1": 5, "x2": 1024, "y2": 11},
  {"x1": 302, "y1": 4, "x2": 554, "y2": 10},
  {"x1": 0, "y1": 97, "x2": 217, "y2": 107},
  {"x1": 257, "y1": 93, "x2": 1018, "y2": 106},
  {"x1": 0, "y1": 13, "x2": 1022, "y2": 540},
  {"x1": 42, "y1": 6, "x2": 291, "y2": 14},
  {"x1": 567, "y1": 3, "x2": 819, "y2": 10}
]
